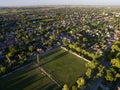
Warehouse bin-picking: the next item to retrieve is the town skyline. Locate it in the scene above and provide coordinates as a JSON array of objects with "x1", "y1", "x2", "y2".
[{"x1": 0, "y1": 0, "x2": 120, "y2": 7}]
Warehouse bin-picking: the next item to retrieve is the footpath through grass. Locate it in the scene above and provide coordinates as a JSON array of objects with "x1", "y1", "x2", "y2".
[
  {"x1": 0, "y1": 49, "x2": 87, "y2": 90},
  {"x1": 0, "y1": 64, "x2": 59, "y2": 90}
]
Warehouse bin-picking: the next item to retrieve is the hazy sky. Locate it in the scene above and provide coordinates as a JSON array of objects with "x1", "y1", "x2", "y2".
[{"x1": 0, "y1": 0, "x2": 120, "y2": 7}]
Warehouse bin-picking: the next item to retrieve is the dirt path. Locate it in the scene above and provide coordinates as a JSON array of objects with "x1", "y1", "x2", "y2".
[
  {"x1": 37, "y1": 66, "x2": 61, "y2": 87},
  {"x1": 61, "y1": 46, "x2": 91, "y2": 63}
]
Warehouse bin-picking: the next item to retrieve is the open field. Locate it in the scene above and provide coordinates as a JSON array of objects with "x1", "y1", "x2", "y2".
[
  {"x1": 0, "y1": 64, "x2": 59, "y2": 90},
  {"x1": 0, "y1": 49, "x2": 87, "y2": 90},
  {"x1": 40, "y1": 49, "x2": 87, "y2": 87},
  {"x1": 0, "y1": 11, "x2": 7, "y2": 14}
]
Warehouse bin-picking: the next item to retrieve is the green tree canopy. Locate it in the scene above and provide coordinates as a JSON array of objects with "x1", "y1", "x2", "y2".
[
  {"x1": 28, "y1": 46, "x2": 34, "y2": 52},
  {"x1": 72, "y1": 85, "x2": 77, "y2": 90},
  {"x1": 85, "y1": 68, "x2": 92, "y2": 78},
  {"x1": 0, "y1": 66, "x2": 6, "y2": 75},
  {"x1": 76, "y1": 77, "x2": 85, "y2": 88},
  {"x1": 85, "y1": 61, "x2": 98, "y2": 69},
  {"x1": 111, "y1": 58, "x2": 120, "y2": 68},
  {"x1": 63, "y1": 84, "x2": 69, "y2": 90}
]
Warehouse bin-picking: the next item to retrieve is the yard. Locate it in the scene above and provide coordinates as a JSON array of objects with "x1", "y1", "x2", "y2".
[{"x1": 0, "y1": 49, "x2": 87, "y2": 90}]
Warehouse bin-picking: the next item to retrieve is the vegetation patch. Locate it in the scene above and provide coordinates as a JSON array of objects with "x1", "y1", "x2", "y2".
[
  {"x1": 40, "y1": 49, "x2": 87, "y2": 87},
  {"x1": 0, "y1": 49, "x2": 87, "y2": 90},
  {"x1": 0, "y1": 64, "x2": 59, "y2": 90}
]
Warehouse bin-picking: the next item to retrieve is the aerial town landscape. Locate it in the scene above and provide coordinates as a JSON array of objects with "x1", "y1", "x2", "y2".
[{"x1": 0, "y1": 0, "x2": 120, "y2": 90}]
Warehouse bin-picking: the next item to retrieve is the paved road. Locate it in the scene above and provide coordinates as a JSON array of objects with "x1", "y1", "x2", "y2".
[
  {"x1": 91, "y1": 77, "x2": 104, "y2": 90},
  {"x1": 84, "y1": 60, "x2": 111, "y2": 90}
]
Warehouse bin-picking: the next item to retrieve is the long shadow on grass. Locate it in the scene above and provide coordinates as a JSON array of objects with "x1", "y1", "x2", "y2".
[
  {"x1": 35, "y1": 82, "x2": 51, "y2": 90},
  {"x1": 11, "y1": 65, "x2": 39, "y2": 78},
  {"x1": 40, "y1": 51, "x2": 68, "y2": 66},
  {"x1": 5, "y1": 74, "x2": 46, "y2": 90},
  {"x1": 11, "y1": 51, "x2": 68, "y2": 76},
  {"x1": 0, "y1": 74, "x2": 28, "y2": 90},
  {"x1": 45, "y1": 84, "x2": 61, "y2": 90},
  {"x1": 41, "y1": 49, "x2": 62, "y2": 58},
  {"x1": 37, "y1": 83, "x2": 60, "y2": 90}
]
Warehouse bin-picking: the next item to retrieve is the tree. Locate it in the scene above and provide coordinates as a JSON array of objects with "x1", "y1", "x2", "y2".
[
  {"x1": 85, "y1": 61, "x2": 98, "y2": 69},
  {"x1": 0, "y1": 35, "x2": 5, "y2": 42},
  {"x1": 111, "y1": 40, "x2": 120, "y2": 52},
  {"x1": 111, "y1": 40, "x2": 120, "y2": 58},
  {"x1": 75, "y1": 47, "x2": 81, "y2": 53},
  {"x1": 7, "y1": 46, "x2": 17, "y2": 57},
  {"x1": 72, "y1": 44, "x2": 77, "y2": 50},
  {"x1": 93, "y1": 52, "x2": 103, "y2": 61},
  {"x1": 72, "y1": 85, "x2": 77, "y2": 90},
  {"x1": 69, "y1": 44, "x2": 73, "y2": 49},
  {"x1": 83, "y1": 37, "x2": 88, "y2": 42},
  {"x1": 36, "y1": 54, "x2": 40, "y2": 64},
  {"x1": 62, "y1": 38, "x2": 69, "y2": 46},
  {"x1": 28, "y1": 46, "x2": 34, "y2": 52},
  {"x1": 85, "y1": 68, "x2": 92, "y2": 78},
  {"x1": 49, "y1": 35, "x2": 55, "y2": 40},
  {"x1": 63, "y1": 84, "x2": 69, "y2": 90},
  {"x1": 76, "y1": 77, "x2": 85, "y2": 88},
  {"x1": 96, "y1": 65, "x2": 105, "y2": 78},
  {"x1": 0, "y1": 66, "x2": 6, "y2": 75},
  {"x1": 105, "y1": 67, "x2": 117, "y2": 82},
  {"x1": 111, "y1": 58, "x2": 120, "y2": 68},
  {"x1": 105, "y1": 69, "x2": 114, "y2": 82},
  {"x1": 116, "y1": 52, "x2": 120, "y2": 58}
]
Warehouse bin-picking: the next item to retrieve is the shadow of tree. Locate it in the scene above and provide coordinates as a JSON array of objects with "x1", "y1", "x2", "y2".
[
  {"x1": 40, "y1": 51, "x2": 68, "y2": 66},
  {"x1": 37, "y1": 83, "x2": 61, "y2": 90},
  {"x1": 45, "y1": 84, "x2": 61, "y2": 90},
  {"x1": 5, "y1": 74, "x2": 45, "y2": 90},
  {"x1": 41, "y1": 49, "x2": 62, "y2": 58}
]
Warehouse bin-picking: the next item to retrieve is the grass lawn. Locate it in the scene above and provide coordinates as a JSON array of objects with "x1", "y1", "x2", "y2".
[
  {"x1": 40, "y1": 49, "x2": 87, "y2": 87},
  {"x1": 0, "y1": 49, "x2": 87, "y2": 90},
  {"x1": 0, "y1": 64, "x2": 59, "y2": 90}
]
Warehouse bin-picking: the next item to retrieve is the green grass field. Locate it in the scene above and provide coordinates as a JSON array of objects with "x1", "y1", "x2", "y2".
[
  {"x1": 0, "y1": 49, "x2": 87, "y2": 90},
  {"x1": 0, "y1": 64, "x2": 59, "y2": 90},
  {"x1": 41, "y1": 49, "x2": 87, "y2": 87}
]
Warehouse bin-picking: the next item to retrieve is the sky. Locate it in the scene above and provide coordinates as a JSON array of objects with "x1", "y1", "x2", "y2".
[{"x1": 0, "y1": 0, "x2": 120, "y2": 7}]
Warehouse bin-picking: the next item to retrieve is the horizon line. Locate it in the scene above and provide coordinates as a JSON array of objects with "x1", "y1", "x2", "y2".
[{"x1": 0, "y1": 4, "x2": 120, "y2": 8}]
